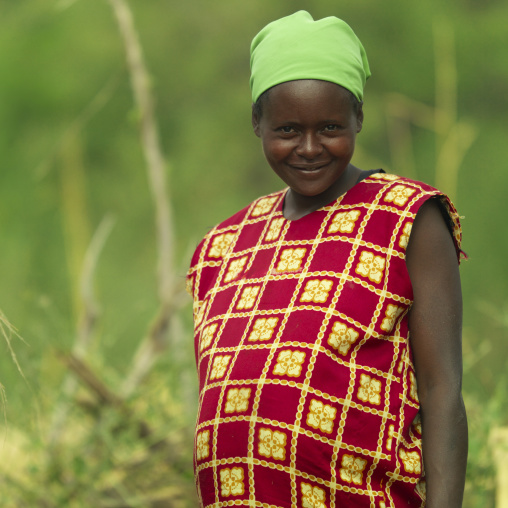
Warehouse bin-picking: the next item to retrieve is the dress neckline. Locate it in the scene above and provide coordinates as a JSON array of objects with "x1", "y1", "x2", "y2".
[{"x1": 277, "y1": 169, "x2": 383, "y2": 222}]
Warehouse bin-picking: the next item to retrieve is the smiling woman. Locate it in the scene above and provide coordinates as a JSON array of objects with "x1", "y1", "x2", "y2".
[{"x1": 187, "y1": 10, "x2": 467, "y2": 508}]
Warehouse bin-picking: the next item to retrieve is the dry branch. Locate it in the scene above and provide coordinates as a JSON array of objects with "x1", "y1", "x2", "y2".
[
  {"x1": 490, "y1": 427, "x2": 508, "y2": 508},
  {"x1": 77, "y1": 215, "x2": 116, "y2": 352},
  {"x1": 106, "y1": 0, "x2": 183, "y2": 397},
  {"x1": 62, "y1": 352, "x2": 189, "y2": 462},
  {"x1": 48, "y1": 215, "x2": 115, "y2": 446},
  {"x1": 63, "y1": 353, "x2": 123, "y2": 408},
  {"x1": 63, "y1": 353, "x2": 154, "y2": 443},
  {"x1": 107, "y1": 0, "x2": 174, "y2": 298},
  {"x1": 385, "y1": 19, "x2": 477, "y2": 200}
]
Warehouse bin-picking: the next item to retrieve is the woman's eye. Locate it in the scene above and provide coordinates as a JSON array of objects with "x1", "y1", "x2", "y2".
[
  {"x1": 324, "y1": 124, "x2": 340, "y2": 131},
  {"x1": 279, "y1": 126, "x2": 295, "y2": 134}
]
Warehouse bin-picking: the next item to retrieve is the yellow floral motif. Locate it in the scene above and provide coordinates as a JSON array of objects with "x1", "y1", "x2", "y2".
[
  {"x1": 265, "y1": 218, "x2": 285, "y2": 241},
  {"x1": 248, "y1": 317, "x2": 279, "y2": 341},
  {"x1": 300, "y1": 279, "x2": 333, "y2": 303},
  {"x1": 357, "y1": 373, "x2": 382, "y2": 405},
  {"x1": 380, "y1": 304, "x2": 404, "y2": 333},
  {"x1": 328, "y1": 210, "x2": 361, "y2": 234},
  {"x1": 196, "y1": 430, "x2": 210, "y2": 460},
  {"x1": 252, "y1": 197, "x2": 278, "y2": 217},
  {"x1": 383, "y1": 185, "x2": 416, "y2": 206},
  {"x1": 339, "y1": 454, "x2": 367, "y2": 485},
  {"x1": 258, "y1": 427, "x2": 287, "y2": 460},
  {"x1": 412, "y1": 413, "x2": 422, "y2": 435},
  {"x1": 273, "y1": 350, "x2": 306, "y2": 377},
  {"x1": 399, "y1": 222, "x2": 412, "y2": 249},
  {"x1": 200, "y1": 323, "x2": 218, "y2": 352},
  {"x1": 224, "y1": 256, "x2": 248, "y2": 283},
  {"x1": 236, "y1": 286, "x2": 260, "y2": 310},
  {"x1": 409, "y1": 371, "x2": 419, "y2": 401},
  {"x1": 397, "y1": 349, "x2": 408, "y2": 374},
  {"x1": 416, "y1": 480, "x2": 426, "y2": 499},
  {"x1": 301, "y1": 482, "x2": 327, "y2": 508},
  {"x1": 276, "y1": 248, "x2": 307, "y2": 272},
  {"x1": 194, "y1": 301, "x2": 207, "y2": 327},
  {"x1": 225, "y1": 388, "x2": 251, "y2": 413},
  {"x1": 399, "y1": 449, "x2": 421, "y2": 474},
  {"x1": 208, "y1": 233, "x2": 235, "y2": 258},
  {"x1": 210, "y1": 355, "x2": 232, "y2": 380},
  {"x1": 306, "y1": 399, "x2": 337, "y2": 434},
  {"x1": 369, "y1": 173, "x2": 399, "y2": 181},
  {"x1": 220, "y1": 467, "x2": 245, "y2": 496},
  {"x1": 355, "y1": 251, "x2": 386, "y2": 284},
  {"x1": 327, "y1": 321, "x2": 359, "y2": 356},
  {"x1": 386, "y1": 424, "x2": 396, "y2": 451}
]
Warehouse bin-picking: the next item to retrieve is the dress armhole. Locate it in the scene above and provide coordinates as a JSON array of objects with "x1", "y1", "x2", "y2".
[{"x1": 428, "y1": 195, "x2": 467, "y2": 264}]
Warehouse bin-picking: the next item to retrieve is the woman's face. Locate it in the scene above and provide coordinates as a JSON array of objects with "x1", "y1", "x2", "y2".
[{"x1": 252, "y1": 79, "x2": 363, "y2": 198}]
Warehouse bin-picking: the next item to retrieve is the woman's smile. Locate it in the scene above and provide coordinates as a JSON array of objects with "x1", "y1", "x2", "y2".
[{"x1": 290, "y1": 162, "x2": 330, "y2": 171}]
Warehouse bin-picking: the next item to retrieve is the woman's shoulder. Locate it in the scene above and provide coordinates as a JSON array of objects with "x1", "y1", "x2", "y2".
[
  {"x1": 364, "y1": 171, "x2": 466, "y2": 262},
  {"x1": 358, "y1": 172, "x2": 456, "y2": 214},
  {"x1": 361, "y1": 171, "x2": 440, "y2": 193},
  {"x1": 187, "y1": 189, "x2": 286, "y2": 271}
]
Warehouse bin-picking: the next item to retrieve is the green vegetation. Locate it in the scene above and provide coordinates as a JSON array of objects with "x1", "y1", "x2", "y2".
[{"x1": 0, "y1": 0, "x2": 507, "y2": 506}]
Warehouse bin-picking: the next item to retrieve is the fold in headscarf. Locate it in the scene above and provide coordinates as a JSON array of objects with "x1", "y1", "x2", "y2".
[{"x1": 250, "y1": 11, "x2": 371, "y2": 103}]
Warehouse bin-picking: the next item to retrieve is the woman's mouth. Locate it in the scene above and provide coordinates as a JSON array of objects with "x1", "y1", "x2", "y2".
[{"x1": 291, "y1": 162, "x2": 329, "y2": 172}]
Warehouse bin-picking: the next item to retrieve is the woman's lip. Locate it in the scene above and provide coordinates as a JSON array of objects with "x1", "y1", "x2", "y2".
[{"x1": 291, "y1": 163, "x2": 329, "y2": 171}]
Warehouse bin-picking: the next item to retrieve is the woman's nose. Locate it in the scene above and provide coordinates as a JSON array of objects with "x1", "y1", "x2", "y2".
[{"x1": 295, "y1": 132, "x2": 323, "y2": 159}]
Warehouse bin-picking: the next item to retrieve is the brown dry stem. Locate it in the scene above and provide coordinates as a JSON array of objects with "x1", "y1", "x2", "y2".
[
  {"x1": 48, "y1": 215, "x2": 116, "y2": 446},
  {"x1": 385, "y1": 18, "x2": 477, "y2": 200},
  {"x1": 106, "y1": 0, "x2": 182, "y2": 397}
]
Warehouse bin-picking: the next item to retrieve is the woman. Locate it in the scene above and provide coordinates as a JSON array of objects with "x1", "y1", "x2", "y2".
[{"x1": 187, "y1": 11, "x2": 467, "y2": 507}]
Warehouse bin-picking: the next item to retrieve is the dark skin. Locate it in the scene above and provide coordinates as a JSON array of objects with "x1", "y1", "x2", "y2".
[
  {"x1": 252, "y1": 79, "x2": 467, "y2": 506},
  {"x1": 406, "y1": 198, "x2": 468, "y2": 507}
]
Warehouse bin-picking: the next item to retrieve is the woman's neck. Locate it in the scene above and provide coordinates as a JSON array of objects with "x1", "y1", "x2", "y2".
[{"x1": 283, "y1": 164, "x2": 362, "y2": 220}]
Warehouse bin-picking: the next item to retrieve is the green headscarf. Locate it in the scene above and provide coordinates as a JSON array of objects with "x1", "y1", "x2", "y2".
[{"x1": 250, "y1": 11, "x2": 371, "y2": 104}]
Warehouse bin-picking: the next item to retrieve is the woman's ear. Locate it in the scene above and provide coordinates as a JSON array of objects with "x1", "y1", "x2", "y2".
[
  {"x1": 252, "y1": 104, "x2": 261, "y2": 137},
  {"x1": 356, "y1": 103, "x2": 364, "y2": 134}
]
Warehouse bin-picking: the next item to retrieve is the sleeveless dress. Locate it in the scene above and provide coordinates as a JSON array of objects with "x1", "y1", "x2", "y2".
[{"x1": 186, "y1": 173, "x2": 464, "y2": 508}]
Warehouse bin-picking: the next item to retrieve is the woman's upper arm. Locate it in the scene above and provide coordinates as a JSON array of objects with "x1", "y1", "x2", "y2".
[{"x1": 405, "y1": 197, "x2": 463, "y2": 393}]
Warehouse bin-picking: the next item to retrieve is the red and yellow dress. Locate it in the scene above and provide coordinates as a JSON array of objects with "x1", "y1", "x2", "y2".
[{"x1": 186, "y1": 173, "x2": 463, "y2": 507}]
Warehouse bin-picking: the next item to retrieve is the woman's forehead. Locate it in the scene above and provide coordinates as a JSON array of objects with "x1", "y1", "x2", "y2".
[{"x1": 265, "y1": 80, "x2": 354, "y2": 111}]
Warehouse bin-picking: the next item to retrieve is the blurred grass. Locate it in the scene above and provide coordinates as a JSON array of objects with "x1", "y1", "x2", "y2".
[
  {"x1": 0, "y1": 369, "x2": 196, "y2": 507},
  {"x1": 0, "y1": 0, "x2": 507, "y2": 505}
]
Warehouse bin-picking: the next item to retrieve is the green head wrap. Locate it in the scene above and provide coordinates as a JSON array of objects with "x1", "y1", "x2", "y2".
[{"x1": 250, "y1": 11, "x2": 371, "y2": 104}]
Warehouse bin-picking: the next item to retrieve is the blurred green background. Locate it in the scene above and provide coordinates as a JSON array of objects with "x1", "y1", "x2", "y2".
[{"x1": 0, "y1": 0, "x2": 507, "y2": 506}]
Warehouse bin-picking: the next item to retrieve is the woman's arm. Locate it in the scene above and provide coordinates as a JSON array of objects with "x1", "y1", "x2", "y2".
[{"x1": 406, "y1": 198, "x2": 468, "y2": 507}]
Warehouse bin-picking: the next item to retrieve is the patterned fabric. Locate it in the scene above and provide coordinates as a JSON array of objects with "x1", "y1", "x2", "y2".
[{"x1": 187, "y1": 174, "x2": 463, "y2": 508}]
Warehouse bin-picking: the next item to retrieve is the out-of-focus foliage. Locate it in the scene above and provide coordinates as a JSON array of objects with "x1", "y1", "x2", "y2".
[{"x1": 0, "y1": 0, "x2": 507, "y2": 506}]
